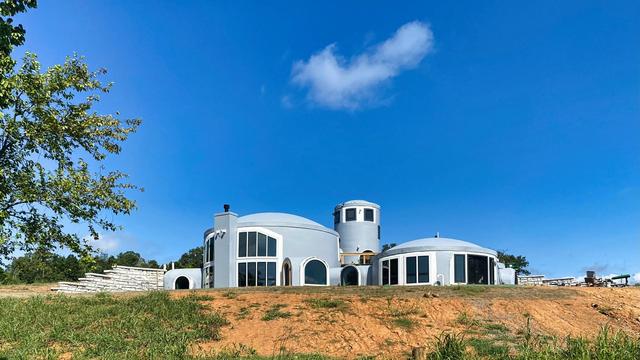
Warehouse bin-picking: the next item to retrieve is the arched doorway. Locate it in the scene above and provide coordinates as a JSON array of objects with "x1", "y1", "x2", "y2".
[
  {"x1": 341, "y1": 266, "x2": 359, "y2": 286},
  {"x1": 282, "y1": 260, "x2": 292, "y2": 286},
  {"x1": 303, "y1": 259, "x2": 328, "y2": 286},
  {"x1": 175, "y1": 276, "x2": 190, "y2": 289}
]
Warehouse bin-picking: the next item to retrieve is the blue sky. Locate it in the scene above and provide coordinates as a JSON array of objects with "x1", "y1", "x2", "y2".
[{"x1": 17, "y1": 1, "x2": 639, "y2": 279}]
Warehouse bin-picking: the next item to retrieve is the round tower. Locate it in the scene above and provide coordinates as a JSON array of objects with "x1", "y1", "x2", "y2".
[{"x1": 333, "y1": 200, "x2": 381, "y2": 265}]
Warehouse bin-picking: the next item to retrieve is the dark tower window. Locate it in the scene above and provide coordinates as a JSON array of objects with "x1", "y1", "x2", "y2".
[
  {"x1": 364, "y1": 208, "x2": 374, "y2": 222},
  {"x1": 345, "y1": 208, "x2": 356, "y2": 221}
]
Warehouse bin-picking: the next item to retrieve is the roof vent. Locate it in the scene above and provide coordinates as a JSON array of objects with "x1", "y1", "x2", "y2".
[{"x1": 223, "y1": 204, "x2": 230, "y2": 212}]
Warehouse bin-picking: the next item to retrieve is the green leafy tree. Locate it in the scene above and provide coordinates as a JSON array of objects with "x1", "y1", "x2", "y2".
[
  {"x1": 175, "y1": 247, "x2": 203, "y2": 269},
  {"x1": 112, "y1": 251, "x2": 147, "y2": 267},
  {"x1": 0, "y1": 1, "x2": 141, "y2": 262},
  {"x1": 0, "y1": 0, "x2": 37, "y2": 107},
  {"x1": 381, "y1": 243, "x2": 397, "y2": 252},
  {"x1": 497, "y1": 251, "x2": 530, "y2": 275}
]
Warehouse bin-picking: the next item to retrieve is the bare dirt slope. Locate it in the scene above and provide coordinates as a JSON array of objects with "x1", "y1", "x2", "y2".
[
  {"x1": 0, "y1": 283, "x2": 56, "y2": 297},
  {"x1": 183, "y1": 286, "x2": 640, "y2": 359}
]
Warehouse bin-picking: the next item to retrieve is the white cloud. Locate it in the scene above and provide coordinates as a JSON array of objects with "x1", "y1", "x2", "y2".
[
  {"x1": 85, "y1": 233, "x2": 123, "y2": 253},
  {"x1": 291, "y1": 21, "x2": 434, "y2": 110},
  {"x1": 633, "y1": 272, "x2": 640, "y2": 284}
]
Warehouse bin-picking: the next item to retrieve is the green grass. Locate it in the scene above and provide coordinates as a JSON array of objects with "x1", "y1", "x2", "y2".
[
  {"x1": 261, "y1": 304, "x2": 292, "y2": 321},
  {"x1": 392, "y1": 316, "x2": 416, "y2": 329},
  {"x1": 304, "y1": 298, "x2": 348, "y2": 310},
  {"x1": 468, "y1": 338, "x2": 510, "y2": 358},
  {"x1": 424, "y1": 327, "x2": 640, "y2": 360},
  {"x1": 0, "y1": 291, "x2": 228, "y2": 359}
]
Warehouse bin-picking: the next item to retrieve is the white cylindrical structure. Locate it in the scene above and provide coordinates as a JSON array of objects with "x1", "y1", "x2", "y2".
[{"x1": 334, "y1": 200, "x2": 380, "y2": 265}]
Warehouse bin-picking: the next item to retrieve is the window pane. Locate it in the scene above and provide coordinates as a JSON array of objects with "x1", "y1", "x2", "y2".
[
  {"x1": 267, "y1": 237, "x2": 277, "y2": 257},
  {"x1": 364, "y1": 209, "x2": 374, "y2": 222},
  {"x1": 238, "y1": 263, "x2": 246, "y2": 287},
  {"x1": 247, "y1": 262, "x2": 256, "y2": 286},
  {"x1": 390, "y1": 258, "x2": 398, "y2": 285},
  {"x1": 238, "y1": 232, "x2": 247, "y2": 257},
  {"x1": 345, "y1": 208, "x2": 356, "y2": 221},
  {"x1": 208, "y1": 239, "x2": 214, "y2": 262},
  {"x1": 257, "y1": 262, "x2": 266, "y2": 286},
  {"x1": 258, "y1": 233, "x2": 267, "y2": 257},
  {"x1": 204, "y1": 239, "x2": 209, "y2": 262},
  {"x1": 454, "y1": 254, "x2": 466, "y2": 283},
  {"x1": 267, "y1": 262, "x2": 276, "y2": 286},
  {"x1": 378, "y1": 225, "x2": 380, "y2": 239},
  {"x1": 406, "y1": 257, "x2": 417, "y2": 284},
  {"x1": 467, "y1": 255, "x2": 488, "y2": 285},
  {"x1": 334, "y1": 211, "x2": 340, "y2": 224},
  {"x1": 247, "y1": 232, "x2": 257, "y2": 257},
  {"x1": 382, "y1": 260, "x2": 389, "y2": 285},
  {"x1": 304, "y1": 260, "x2": 327, "y2": 285},
  {"x1": 418, "y1": 256, "x2": 429, "y2": 283}
]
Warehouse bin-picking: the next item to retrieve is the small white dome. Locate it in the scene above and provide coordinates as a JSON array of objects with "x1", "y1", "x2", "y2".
[{"x1": 384, "y1": 237, "x2": 496, "y2": 256}]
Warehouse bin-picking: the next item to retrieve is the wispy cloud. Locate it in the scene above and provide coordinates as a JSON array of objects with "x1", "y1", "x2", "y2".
[
  {"x1": 85, "y1": 233, "x2": 126, "y2": 254},
  {"x1": 633, "y1": 272, "x2": 640, "y2": 284},
  {"x1": 291, "y1": 21, "x2": 434, "y2": 110}
]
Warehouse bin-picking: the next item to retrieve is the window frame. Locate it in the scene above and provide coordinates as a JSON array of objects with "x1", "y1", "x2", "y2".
[
  {"x1": 237, "y1": 260, "x2": 278, "y2": 287},
  {"x1": 451, "y1": 253, "x2": 496, "y2": 285},
  {"x1": 300, "y1": 257, "x2": 329, "y2": 286},
  {"x1": 380, "y1": 256, "x2": 401, "y2": 286},
  {"x1": 364, "y1": 208, "x2": 374, "y2": 222},
  {"x1": 345, "y1": 208, "x2": 357, "y2": 222},
  {"x1": 236, "y1": 227, "x2": 282, "y2": 260}
]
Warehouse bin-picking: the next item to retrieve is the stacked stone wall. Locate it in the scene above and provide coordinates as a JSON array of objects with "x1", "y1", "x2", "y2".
[
  {"x1": 52, "y1": 265, "x2": 165, "y2": 293},
  {"x1": 517, "y1": 275, "x2": 545, "y2": 286}
]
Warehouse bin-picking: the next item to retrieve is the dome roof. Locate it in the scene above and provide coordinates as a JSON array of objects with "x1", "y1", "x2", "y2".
[
  {"x1": 335, "y1": 199, "x2": 380, "y2": 209},
  {"x1": 238, "y1": 212, "x2": 323, "y2": 227},
  {"x1": 382, "y1": 237, "x2": 496, "y2": 256},
  {"x1": 237, "y1": 212, "x2": 337, "y2": 235}
]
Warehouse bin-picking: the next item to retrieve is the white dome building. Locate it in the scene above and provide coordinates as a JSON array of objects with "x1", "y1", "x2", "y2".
[
  {"x1": 371, "y1": 236, "x2": 508, "y2": 286},
  {"x1": 194, "y1": 201, "x2": 515, "y2": 289}
]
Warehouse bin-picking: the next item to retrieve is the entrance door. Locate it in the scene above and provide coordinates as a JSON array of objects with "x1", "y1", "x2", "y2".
[{"x1": 282, "y1": 261, "x2": 292, "y2": 286}]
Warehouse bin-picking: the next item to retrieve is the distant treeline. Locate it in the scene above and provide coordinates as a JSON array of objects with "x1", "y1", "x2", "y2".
[{"x1": 0, "y1": 247, "x2": 203, "y2": 285}]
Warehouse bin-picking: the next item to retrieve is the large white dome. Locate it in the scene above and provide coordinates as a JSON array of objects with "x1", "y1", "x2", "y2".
[{"x1": 238, "y1": 212, "x2": 322, "y2": 226}]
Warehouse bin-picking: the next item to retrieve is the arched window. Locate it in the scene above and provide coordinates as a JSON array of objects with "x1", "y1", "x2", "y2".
[
  {"x1": 175, "y1": 276, "x2": 190, "y2": 289},
  {"x1": 238, "y1": 231, "x2": 277, "y2": 258},
  {"x1": 304, "y1": 259, "x2": 327, "y2": 285},
  {"x1": 282, "y1": 261, "x2": 292, "y2": 286},
  {"x1": 341, "y1": 266, "x2": 359, "y2": 286}
]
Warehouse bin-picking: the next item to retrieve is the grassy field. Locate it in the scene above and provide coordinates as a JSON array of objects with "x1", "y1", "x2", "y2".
[{"x1": 0, "y1": 287, "x2": 638, "y2": 359}]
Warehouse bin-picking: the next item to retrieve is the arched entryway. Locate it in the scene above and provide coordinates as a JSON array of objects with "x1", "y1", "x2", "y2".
[
  {"x1": 341, "y1": 266, "x2": 359, "y2": 286},
  {"x1": 302, "y1": 258, "x2": 328, "y2": 286},
  {"x1": 281, "y1": 260, "x2": 292, "y2": 286},
  {"x1": 175, "y1": 276, "x2": 190, "y2": 289}
]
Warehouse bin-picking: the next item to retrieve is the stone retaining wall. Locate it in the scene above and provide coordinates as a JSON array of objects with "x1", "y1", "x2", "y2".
[
  {"x1": 52, "y1": 265, "x2": 165, "y2": 293},
  {"x1": 517, "y1": 275, "x2": 545, "y2": 286}
]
